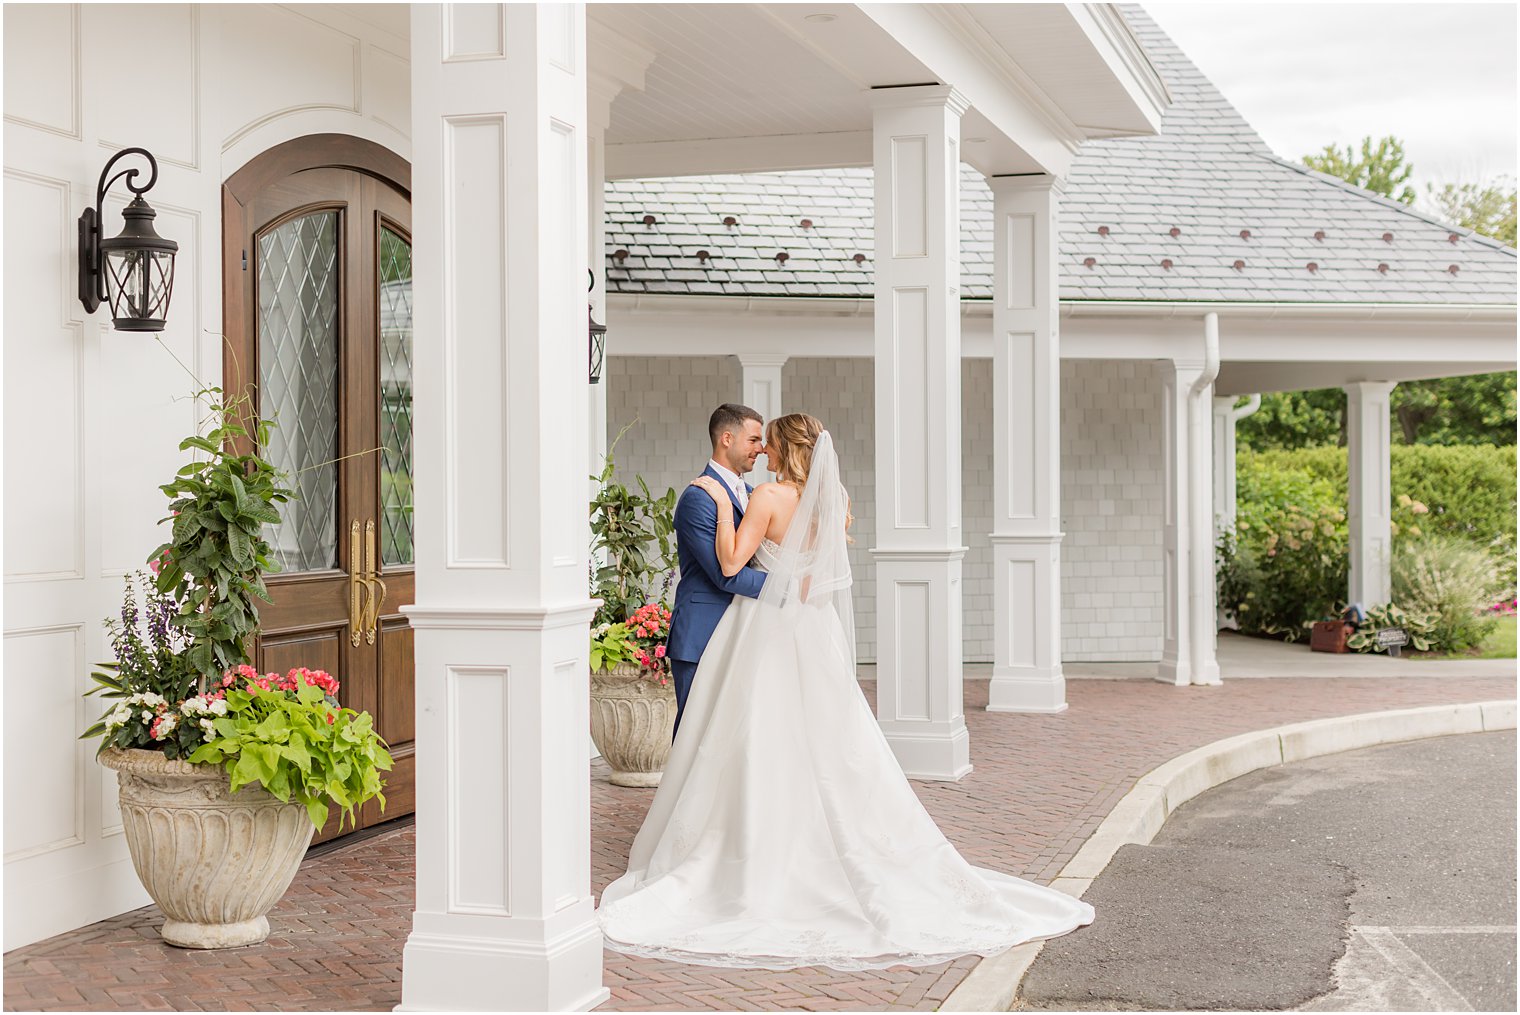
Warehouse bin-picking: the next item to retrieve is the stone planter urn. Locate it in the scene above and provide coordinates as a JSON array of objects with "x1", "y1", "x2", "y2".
[
  {"x1": 99, "y1": 747, "x2": 315, "y2": 948},
  {"x1": 590, "y1": 663, "x2": 677, "y2": 787}
]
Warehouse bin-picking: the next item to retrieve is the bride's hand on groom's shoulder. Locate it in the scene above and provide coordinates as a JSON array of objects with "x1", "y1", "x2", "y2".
[{"x1": 689, "y1": 476, "x2": 725, "y2": 504}]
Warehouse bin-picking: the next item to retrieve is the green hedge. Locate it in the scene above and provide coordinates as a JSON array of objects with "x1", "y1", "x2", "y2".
[{"x1": 1244, "y1": 445, "x2": 1515, "y2": 554}]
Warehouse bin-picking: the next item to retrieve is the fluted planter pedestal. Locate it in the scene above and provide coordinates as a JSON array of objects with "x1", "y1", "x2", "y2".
[
  {"x1": 99, "y1": 747, "x2": 315, "y2": 949},
  {"x1": 590, "y1": 663, "x2": 677, "y2": 787}
]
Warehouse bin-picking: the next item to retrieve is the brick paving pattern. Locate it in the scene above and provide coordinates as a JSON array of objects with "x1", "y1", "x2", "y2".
[{"x1": 6, "y1": 675, "x2": 1512, "y2": 1011}]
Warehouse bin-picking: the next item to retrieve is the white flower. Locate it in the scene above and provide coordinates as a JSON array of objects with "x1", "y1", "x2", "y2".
[
  {"x1": 140, "y1": 710, "x2": 154, "y2": 722},
  {"x1": 210, "y1": 699, "x2": 227, "y2": 716},
  {"x1": 183, "y1": 696, "x2": 207, "y2": 713}
]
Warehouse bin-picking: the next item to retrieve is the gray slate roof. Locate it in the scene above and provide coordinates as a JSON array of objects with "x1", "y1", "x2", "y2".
[{"x1": 606, "y1": 5, "x2": 1516, "y2": 305}]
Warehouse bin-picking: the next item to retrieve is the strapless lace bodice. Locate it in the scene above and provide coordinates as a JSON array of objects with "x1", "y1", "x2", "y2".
[{"x1": 752, "y1": 537, "x2": 784, "y2": 572}]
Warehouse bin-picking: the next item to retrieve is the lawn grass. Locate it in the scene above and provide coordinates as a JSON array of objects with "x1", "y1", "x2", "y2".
[{"x1": 1474, "y1": 614, "x2": 1518, "y2": 660}]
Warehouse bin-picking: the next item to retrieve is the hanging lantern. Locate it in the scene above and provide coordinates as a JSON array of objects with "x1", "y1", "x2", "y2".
[
  {"x1": 78, "y1": 148, "x2": 179, "y2": 332},
  {"x1": 588, "y1": 269, "x2": 607, "y2": 384}
]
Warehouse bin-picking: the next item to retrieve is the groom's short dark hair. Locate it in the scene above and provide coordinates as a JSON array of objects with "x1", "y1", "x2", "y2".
[{"x1": 709, "y1": 403, "x2": 763, "y2": 448}]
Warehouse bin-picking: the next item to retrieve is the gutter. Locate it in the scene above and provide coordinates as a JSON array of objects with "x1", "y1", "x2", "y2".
[{"x1": 608, "y1": 292, "x2": 1516, "y2": 323}]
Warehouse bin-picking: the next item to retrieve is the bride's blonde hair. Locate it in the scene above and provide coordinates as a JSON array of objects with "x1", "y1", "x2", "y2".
[{"x1": 766, "y1": 413, "x2": 853, "y2": 538}]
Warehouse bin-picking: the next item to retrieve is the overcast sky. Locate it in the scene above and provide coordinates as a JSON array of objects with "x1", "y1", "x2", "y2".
[{"x1": 1144, "y1": 3, "x2": 1517, "y2": 207}]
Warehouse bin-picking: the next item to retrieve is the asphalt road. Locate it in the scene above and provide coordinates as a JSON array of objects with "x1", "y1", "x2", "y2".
[{"x1": 1018, "y1": 729, "x2": 1517, "y2": 1012}]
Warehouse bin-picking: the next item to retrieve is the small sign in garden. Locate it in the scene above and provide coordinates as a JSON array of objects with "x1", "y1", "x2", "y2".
[{"x1": 1375, "y1": 626, "x2": 1409, "y2": 657}]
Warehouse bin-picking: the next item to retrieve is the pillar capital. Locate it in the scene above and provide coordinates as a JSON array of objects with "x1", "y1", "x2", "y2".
[
  {"x1": 868, "y1": 83, "x2": 969, "y2": 116},
  {"x1": 987, "y1": 171, "x2": 1066, "y2": 197}
]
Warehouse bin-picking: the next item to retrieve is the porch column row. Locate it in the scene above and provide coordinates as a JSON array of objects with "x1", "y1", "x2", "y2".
[
  {"x1": 1346, "y1": 381, "x2": 1396, "y2": 606},
  {"x1": 404, "y1": 5, "x2": 603, "y2": 1011},
  {"x1": 870, "y1": 85, "x2": 971, "y2": 782},
  {"x1": 986, "y1": 174, "x2": 1066, "y2": 713}
]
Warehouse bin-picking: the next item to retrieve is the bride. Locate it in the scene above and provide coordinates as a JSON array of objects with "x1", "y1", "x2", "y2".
[{"x1": 596, "y1": 413, "x2": 1094, "y2": 970}]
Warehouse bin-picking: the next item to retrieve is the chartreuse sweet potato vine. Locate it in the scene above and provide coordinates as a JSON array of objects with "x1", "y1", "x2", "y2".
[{"x1": 188, "y1": 679, "x2": 393, "y2": 831}]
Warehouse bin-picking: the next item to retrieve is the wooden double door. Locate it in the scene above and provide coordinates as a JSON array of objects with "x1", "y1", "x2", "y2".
[{"x1": 223, "y1": 136, "x2": 415, "y2": 843}]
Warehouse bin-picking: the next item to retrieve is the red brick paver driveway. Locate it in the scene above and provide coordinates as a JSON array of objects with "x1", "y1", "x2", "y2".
[{"x1": 6, "y1": 675, "x2": 1512, "y2": 1011}]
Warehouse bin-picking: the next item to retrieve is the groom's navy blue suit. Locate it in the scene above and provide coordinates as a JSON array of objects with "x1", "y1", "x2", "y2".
[{"x1": 667, "y1": 464, "x2": 767, "y2": 739}]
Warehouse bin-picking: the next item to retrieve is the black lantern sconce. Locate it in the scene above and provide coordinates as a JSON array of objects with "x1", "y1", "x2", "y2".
[
  {"x1": 78, "y1": 147, "x2": 178, "y2": 332},
  {"x1": 588, "y1": 269, "x2": 607, "y2": 384}
]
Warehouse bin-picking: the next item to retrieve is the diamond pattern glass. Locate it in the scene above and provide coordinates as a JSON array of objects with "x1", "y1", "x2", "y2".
[
  {"x1": 258, "y1": 213, "x2": 339, "y2": 573},
  {"x1": 379, "y1": 227, "x2": 414, "y2": 566}
]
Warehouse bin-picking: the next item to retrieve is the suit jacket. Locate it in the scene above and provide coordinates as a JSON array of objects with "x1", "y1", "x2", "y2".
[{"x1": 667, "y1": 464, "x2": 767, "y2": 663}]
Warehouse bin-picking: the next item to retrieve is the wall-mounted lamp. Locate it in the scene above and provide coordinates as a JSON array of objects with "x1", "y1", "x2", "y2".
[
  {"x1": 78, "y1": 147, "x2": 178, "y2": 332},
  {"x1": 588, "y1": 269, "x2": 607, "y2": 384}
]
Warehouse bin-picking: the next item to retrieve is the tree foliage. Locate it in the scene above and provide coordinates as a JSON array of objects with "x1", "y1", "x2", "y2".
[
  {"x1": 1425, "y1": 179, "x2": 1517, "y2": 247},
  {"x1": 1302, "y1": 135, "x2": 1416, "y2": 204}
]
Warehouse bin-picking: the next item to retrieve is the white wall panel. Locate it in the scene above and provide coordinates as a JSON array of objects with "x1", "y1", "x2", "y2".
[
  {"x1": 2, "y1": 3, "x2": 79, "y2": 138},
  {"x1": 447, "y1": 666, "x2": 510, "y2": 915},
  {"x1": 3, "y1": 171, "x2": 83, "y2": 581},
  {"x1": 367, "y1": 45, "x2": 412, "y2": 137},
  {"x1": 444, "y1": 115, "x2": 510, "y2": 567},
  {"x1": 3, "y1": 626, "x2": 85, "y2": 861},
  {"x1": 217, "y1": 5, "x2": 361, "y2": 150},
  {"x1": 89, "y1": 5, "x2": 198, "y2": 168}
]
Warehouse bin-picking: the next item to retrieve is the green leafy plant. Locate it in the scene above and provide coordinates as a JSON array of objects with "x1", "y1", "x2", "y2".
[
  {"x1": 151, "y1": 387, "x2": 291, "y2": 689},
  {"x1": 1345, "y1": 602, "x2": 1435, "y2": 654},
  {"x1": 589, "y1": 421, "x2": 677, "y2": 626},
  {"x1": 188, "y1": 670, "x2": 393, "y2": 831},
  {"x1": 589, "y1": 622, "x2": 639, "y2": 672}
]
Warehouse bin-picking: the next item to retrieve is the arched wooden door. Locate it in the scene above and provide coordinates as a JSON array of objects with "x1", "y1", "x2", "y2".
[{"x1": 223, "y1": 135, "x2": 414, "y2": 843}]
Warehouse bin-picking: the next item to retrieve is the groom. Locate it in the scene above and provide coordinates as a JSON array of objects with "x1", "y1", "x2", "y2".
[{"x1": 667, "y1": 403, "x2": 768, "y2": 739}]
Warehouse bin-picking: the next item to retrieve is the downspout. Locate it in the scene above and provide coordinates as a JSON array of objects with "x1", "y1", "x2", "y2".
[{"x1": 1189, "y1": 313, "x2": 1222, "y2": 685}]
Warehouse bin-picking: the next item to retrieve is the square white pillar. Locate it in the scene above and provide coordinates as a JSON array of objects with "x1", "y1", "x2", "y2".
[
  {"x1": 739, "y1": 355, "x2": 787, "y2": 485},
  {"x1": 1159, "y1": 361, "x2": 1200, "y2": 686},
  {"x1": 985, "y1": 174, "x2": 1066, "y2": 714},
  {"x1": 1346, "y1": 381, "x2": 1396, "y2": 607},
  {"x1": 403, "y1": 5, "x2": 605, "y2": 1011},
  {"x1": 1160, "y1": 356, "x2": 1221, "y2": 686},
  {"x1": 869, "y1": 85, "x2": 971, "y2": 782}
]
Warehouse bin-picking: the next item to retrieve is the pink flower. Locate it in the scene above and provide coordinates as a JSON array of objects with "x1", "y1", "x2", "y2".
[{"x1": 654, "y1": 645, "x2": 666, "y2": 658}]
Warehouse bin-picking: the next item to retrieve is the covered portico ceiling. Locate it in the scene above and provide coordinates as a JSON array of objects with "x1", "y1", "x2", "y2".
[{"x1": 592, "y1": 2, "x2": 1169, "y2": 179}]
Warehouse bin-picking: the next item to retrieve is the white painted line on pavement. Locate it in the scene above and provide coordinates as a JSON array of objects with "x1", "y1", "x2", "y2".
[{"x1": 1357, "y1": 927, "x2": 1474, "y2": 1012}]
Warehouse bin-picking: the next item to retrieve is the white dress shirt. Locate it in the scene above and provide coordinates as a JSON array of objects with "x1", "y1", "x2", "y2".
[{"x1": 706, "y1": 459, "x2": 748, "y2": 510}]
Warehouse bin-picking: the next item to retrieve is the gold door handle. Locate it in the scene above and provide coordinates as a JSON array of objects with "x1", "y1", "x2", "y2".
[
  {"x1": 349, "y1": 520, "x2": 367, "y2": 647},
  {"x1": 363, "y1": 519, "x2": 387, "y2": 643}
]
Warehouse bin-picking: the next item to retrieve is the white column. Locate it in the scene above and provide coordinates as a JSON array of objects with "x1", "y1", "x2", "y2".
[
  {"x1": 985, "y1": 174, "x2": 1065, "y2": 713},
  {"x1": 1346, "y1": 381, "x2": 1396, "y2": 607},
  {"x1": 587, "y1": 107, "x2": 609, "y2": 488},
  {"x1": 1186, "y1": 318, "x2": 1220, "y2": 685},
  {"x1": 1159, "y1": 360, "x2": 1201, "y2": 686},
  {"x1": 1213, "y1": 393, "x2": 1259, "y2": 630},
  {"x1": 403, "y1": 6, "x2": 604, "y2": 1012},
  {"x1": 870, "y1": 85, "x2": 971, "y2": 782},
  {"x1": 739, "y1": 354, "x2": 787, "y2": 485}
]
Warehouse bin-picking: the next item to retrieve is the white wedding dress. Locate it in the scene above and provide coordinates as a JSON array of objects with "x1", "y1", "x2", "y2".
[{"x1": 597, "y1": 434, "x2": 1094, "y2": 970}]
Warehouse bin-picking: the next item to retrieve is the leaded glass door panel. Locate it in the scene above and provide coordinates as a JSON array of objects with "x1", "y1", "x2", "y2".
[{"x1": 224, "y1": 143, "x2": 414, "y2": 844}]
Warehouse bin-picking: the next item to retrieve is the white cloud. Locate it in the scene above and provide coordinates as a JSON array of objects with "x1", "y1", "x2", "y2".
[{"x1": 1144, "y1": 3, "x2": 1517, "y2": 193}]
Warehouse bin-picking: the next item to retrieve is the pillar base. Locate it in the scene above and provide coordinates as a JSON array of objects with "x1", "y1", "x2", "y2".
[
  {"x1": 1156, "y1": 655, "x2": 1189, "y2": 686},
  {"x1": 880, "y1": 719, "x2": 972, "y2": 782},
  {"x1": 400, "y1": 916, "x2": 607, "y2": 1012},
  {"x1": 987, "y1": 668, "x2": 1069, "y2": 713}
]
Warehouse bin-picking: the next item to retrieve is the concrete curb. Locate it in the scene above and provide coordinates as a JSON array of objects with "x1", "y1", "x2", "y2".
[{"x1": 938, "y1": 699, "x2": 1518, "y2": 1012}]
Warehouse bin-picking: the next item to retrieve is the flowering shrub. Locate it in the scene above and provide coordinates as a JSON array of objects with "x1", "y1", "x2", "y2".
[{"x1": 589, "y1": 603, "x2": 672, "y2": 683}]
